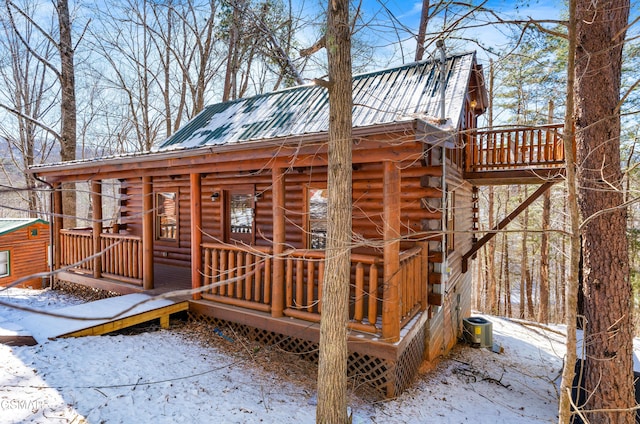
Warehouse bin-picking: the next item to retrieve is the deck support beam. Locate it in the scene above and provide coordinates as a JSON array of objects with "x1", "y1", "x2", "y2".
[
  {"x1": 142, "y1": 176, "x2": 154, "y2": 290},
  {"x1": 91, "y1": 180, "x2": 102, "y2": 279},
  {"x1": 190, "y1": 173, "x2": 202, "y2": 300},
  {"x1": 271, "y1": 167, "x2": 286, "y2": 317},
  {"x1": 382, "y1": 160, "x2": 401, "y2": 343},
  {"x1": 462, "y1": 180, "x2": 556, "y2": 272}
]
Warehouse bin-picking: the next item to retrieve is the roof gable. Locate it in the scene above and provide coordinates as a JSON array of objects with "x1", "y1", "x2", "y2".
[{"x1": 156, "y1": 52, "x2": 479, "y2": 152}]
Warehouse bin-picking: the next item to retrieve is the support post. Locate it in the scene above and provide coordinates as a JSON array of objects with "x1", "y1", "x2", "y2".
[
  {"x1": 142, "y1": 176, "x2": 154, "y2": 290},
  {"x1": 91, "y1": 180, "x2": 102, "y2": 279},
  {"x1": 190, "y1": 173, "x2": 202, "y2": 300},
  {"x1": 271, "y1": 167, "x2": 285, "y2": 317},
  {"x1": 382, "y1": 160, "x2": 401, "y2": 342},
  {"x1": 53, "y1": 183, "x2": 63, "y2": 270},
  {"x1": 419, "y1": 241, "x2": 429, "y2": 311}
]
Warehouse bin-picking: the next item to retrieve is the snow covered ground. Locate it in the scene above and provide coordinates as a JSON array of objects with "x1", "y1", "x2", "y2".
[{"x1": 0, "y1": 287, "x2": 584, "y2": 423}]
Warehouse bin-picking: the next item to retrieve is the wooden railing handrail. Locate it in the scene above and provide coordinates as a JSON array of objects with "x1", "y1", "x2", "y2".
[
  {"x1": 473, "y1": 123, "x2": 563, "y2": 136},
  {"x1": 61, "y1": 228, "x2": 93, "y2": 236},
  {"x1": 284, "y1": 248, "x2": 382, "y2": 265},
  {"x1": 465, "y1": 123, "x2": 567, "y2": 174},
  {"x1": 100, "y1": 233, "x2": 141, "y2": 242},
  {"x1": 201, "y1": 242, "x2": 272, "y2": 255}
]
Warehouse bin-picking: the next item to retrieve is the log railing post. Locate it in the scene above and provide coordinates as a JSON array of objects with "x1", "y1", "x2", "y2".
[
  {"x1": 271, "y1": 167, "x2": 285, "y2": 317},
  {"x1": 382, "y1": 160, "x2": 401, "y2": 342},
  {"x1": 91, "y1": 180, "x2": 102, "y2": 279},
  {"x1": 53, "y1": 183, "x2": 63, "y2": 270},
  {"x1": 142, "y1": 176, "x2": 154, "y2": 290},
  {"x1": 190, "y1": 173, "x2": 202, "y2": 300}
]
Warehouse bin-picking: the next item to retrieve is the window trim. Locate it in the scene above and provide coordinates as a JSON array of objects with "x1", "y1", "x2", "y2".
[
  {"x1": 306, "y1": 185, "x2": 328, "y2": 250},
  {"x1": 224, "y1": 185, "x2": 256, "y2": 245},
  {"x1": 155, "y1": 191, "x2": 178, "y2": 241},
  {"x1": 0, "y1": 250, "x2": 10, "y2": 278}
]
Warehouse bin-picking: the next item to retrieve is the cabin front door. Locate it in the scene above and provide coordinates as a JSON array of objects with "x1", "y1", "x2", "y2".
[{"x1": 225, "y1": 186, "x2": 256, "y2": 245}]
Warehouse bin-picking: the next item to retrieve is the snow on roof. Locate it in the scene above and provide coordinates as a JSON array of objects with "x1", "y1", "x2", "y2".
[
  {"x1": 29, "y1": 52, "x2": 479, "y2": 172},
  {"x1": 0, "y1": 218, "x2": 48, "y2": 236},
  {"x1": 155, "y1": 52, "x2": 477, "y2": 152}
]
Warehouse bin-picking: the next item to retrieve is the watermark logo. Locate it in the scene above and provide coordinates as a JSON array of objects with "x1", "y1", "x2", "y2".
[{"x1": 0, "y1": 398, "x2": 48, "y2": 411}]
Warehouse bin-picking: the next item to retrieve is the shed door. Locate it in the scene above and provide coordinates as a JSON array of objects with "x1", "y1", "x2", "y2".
[{"x1": 225, "y1": 186, "x2": 255, "y2": 245}]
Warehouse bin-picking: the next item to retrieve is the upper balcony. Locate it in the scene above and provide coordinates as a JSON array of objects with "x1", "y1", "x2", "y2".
[{"x1": 463, "y1": 123, "x2": 568, "y2": 185}]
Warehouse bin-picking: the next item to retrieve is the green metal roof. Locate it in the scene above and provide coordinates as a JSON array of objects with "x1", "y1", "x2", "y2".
[
  {"x1": 0, "y1": 218, "x2": 48, "y2": 236},
  {"x1": 155, "y1": 52, "x2": 478, "y2": 152}
]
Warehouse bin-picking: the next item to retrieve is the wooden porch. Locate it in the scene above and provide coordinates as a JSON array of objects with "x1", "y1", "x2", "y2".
[
  {"x1": 56, "y1": 231, "x2": 430, "y2": 343},
  {"x1": 463, "y1": 123, "x2": 567, "y2": 185}
]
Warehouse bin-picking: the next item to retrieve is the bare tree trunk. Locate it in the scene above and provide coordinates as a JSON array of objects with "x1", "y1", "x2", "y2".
[
  {"x1": 497, "y1": 233, "x2": 504, "y2": 316},
  {"x1": 521, "y1": 187, "x2": 529, "y2": 319},
  {"x1": 222, "y1": 0, "x2": 243, "y2": 101},
  {"x1": 414, "y1": 0, "x2": 430, "y2": 61},
  {"x1": 316, "y1": 0, "x2": 352, "y2": 421},
  {"x1": 503, "y1": 233, "x2": 511, "y2": 317},
  {"x1": 538, "y1": 101, "x2": 554, "y2": 324},
  {"x1": 487, "y1": 186, "x2": 498, "y2": 314},
  {"x1": 538, "y1": 188, "x2": 550, "y2": 323},
  {"x1": 560, "y1": 190, "x2": 567, "y2": 322},
  {"x1": 575, "y1": 0, "x2": 633, "y2": 421},
  {"x1": 57, "y1": 0, "x2": 76, "y2": 228},
  {"x1": 558, "y1": 1, "x2": 579, "y2": 421}
]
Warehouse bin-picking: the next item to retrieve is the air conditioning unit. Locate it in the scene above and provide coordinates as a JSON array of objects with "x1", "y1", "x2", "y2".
[{"x1": 463, "y1": 316, "x2": 493, "y2": 348}]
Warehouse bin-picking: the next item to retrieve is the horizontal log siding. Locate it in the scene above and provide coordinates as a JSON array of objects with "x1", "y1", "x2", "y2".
[
  {"x1": 426, "y1": 155, "x2": 474, "y2": 360},
  {"x1": 118, "y1": 141, "x2": 434, "y2": 269},
  {"x1": 0, "y1": 222, "x2": 50, "y2": 288}
]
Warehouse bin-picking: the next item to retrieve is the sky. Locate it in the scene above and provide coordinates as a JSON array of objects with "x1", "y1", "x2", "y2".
[{"x1": 295, "y1": 0, "x2": 565, "y2": 69}]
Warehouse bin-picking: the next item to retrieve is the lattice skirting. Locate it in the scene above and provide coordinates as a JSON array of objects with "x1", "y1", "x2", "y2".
[{"x1": 188, "y1": 311, "x2": 427, "y2": 398}]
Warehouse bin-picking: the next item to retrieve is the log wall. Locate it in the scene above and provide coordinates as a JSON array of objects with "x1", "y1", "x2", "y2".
[
  {"x1": 425, "y1": 153, "x2": 474, "y2": 360},
  {"x1": 0, "y1": 222, "x2": 50, "y2": 288},
  {"x1": 118, "y1": 140, "x2": 437, "y2": 266}
]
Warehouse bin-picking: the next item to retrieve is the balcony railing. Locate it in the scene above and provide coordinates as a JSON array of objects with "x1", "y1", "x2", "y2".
[{"x1": 465, "y1": 124, "x2": 566, "y2": 173}]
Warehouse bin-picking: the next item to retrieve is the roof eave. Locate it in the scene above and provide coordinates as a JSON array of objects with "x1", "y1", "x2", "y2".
[{"x1": 30, "y1": 120, "x2": 434, "y2": 179}]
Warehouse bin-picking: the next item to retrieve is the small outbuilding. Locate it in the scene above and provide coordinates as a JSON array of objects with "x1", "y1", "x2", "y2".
[{"x1": 0, "y1": 218, "x2": 50, "y2": 289}]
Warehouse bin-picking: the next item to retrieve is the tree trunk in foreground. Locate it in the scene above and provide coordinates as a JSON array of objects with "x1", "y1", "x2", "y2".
[
  {"x1": 58, "y1": 0, "x2": 77, "y2": 228},
  {"x1": 316, "y1": 0, "x2": 352, "y2": 422},
  {"x1": 575, "y1": 0, "x2": 633, "y2": 422}
]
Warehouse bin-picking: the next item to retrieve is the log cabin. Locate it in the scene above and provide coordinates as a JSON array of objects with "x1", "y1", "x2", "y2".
[
  {"x1": 0, "y1": 218, "x2": 50, "y2": 289},
  {"x1": 29, "y1": 51, "x2": 566, "y2": 397}
]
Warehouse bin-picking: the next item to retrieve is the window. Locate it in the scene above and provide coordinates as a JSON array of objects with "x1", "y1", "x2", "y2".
[
  {"x1": 156, "y1": 192, "x2": 177, "y2": 240},
  {"x1": 308, "y1": 187, "x2": 328, "y2": 249},
  {"x1": 0, "y1": 250, "x2": 9, "y2": 278},
  {"x1": 230, "y1": 193, "x2": 254, "y2": 235}
]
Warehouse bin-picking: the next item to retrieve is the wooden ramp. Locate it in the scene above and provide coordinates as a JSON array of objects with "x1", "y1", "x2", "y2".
[{"x1": 17, "y1": 294, "x2": 189, "y2": 343}]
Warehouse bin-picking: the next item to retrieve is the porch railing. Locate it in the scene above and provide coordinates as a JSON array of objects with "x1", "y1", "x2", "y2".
[
  {"x1": 282, "y1": 250, "x2": 384, "y2": 334},
  {"x1": 199, "y1": 242, "x2": 428, "y2": 338},
  {"x1": 399, "y1": 245, "x2": 428, "y2": 327},
  {"x1": 100, "y1": 233, "x2": 143, "y2": 282},
  {"x1": 465, "y1": 124, "x2": 566, "y2": 172},
  {"x1": 60, "y1": 229, "x2": 143, "y2": 285},
  {"x1": 201, "y1": 243, "x2": 273, "y2": 312},
  {"x1": 61, "y1": 229, "x2": 93, "y2": 272}
]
